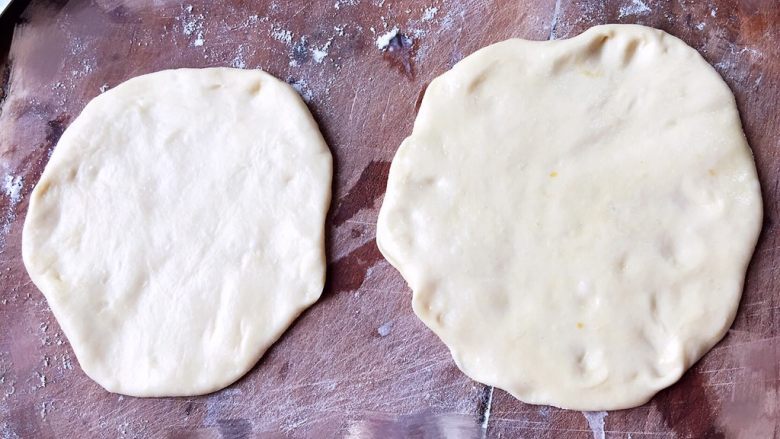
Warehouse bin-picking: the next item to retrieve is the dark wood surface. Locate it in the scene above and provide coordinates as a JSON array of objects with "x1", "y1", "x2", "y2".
[{"x1": 0, "y1": 0, "x2": 777, "y2": 437}]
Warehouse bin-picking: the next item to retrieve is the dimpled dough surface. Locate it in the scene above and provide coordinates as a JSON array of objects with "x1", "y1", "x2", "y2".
[
  {"x1": 22, "y1": 68, "x2": 332, "y2": 397},
  {"x1": 376, "y1": 25, "x2": 762, "y2": 410}
]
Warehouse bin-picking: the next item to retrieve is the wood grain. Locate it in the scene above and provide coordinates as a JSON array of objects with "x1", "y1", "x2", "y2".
[{"x1": 0, "y1": 0, "x2": 777, "y2": 437}]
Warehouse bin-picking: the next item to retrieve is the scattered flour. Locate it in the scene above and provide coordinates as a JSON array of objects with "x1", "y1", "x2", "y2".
[
  {"x1": 377, "y1": 322, "x2": 392, "y2": 337},
  {"x1": 481, "y1": 386, "x2": 494, "y2": 430},
  {"x1": 1, "y1": 422, "x2": 20, "y2": 439},
  {"x1": 235, "y1": 14, "x2": 268, "y2": 30},
  {"x1": 80, "y1": 58, "x2": 94, "y2": 75},
  {"x1": 618, "y1": 0, "x2": 651, "y2": 18},
  {"x1": 1, "y1": 174, "x2": 23, "y2": 239},
  {"x1": 440, "y1": 6, "x2": 465, "y2": 32},
  {"x1": 289, "y1": 79, "x2": 314, "y2": 102},
  {"x1": 376, "y1": 26, "x2": 399, "y2": 50},
  {"x1": 713, "y1": 44, "x2": 763, "y2": 77},
  {"x1": 582, "y1": 411, "x2": 607, "y2": 439},
  {"x1": 35, "y1": 371, "x2": 46, "y2": 389},
  {"x1": 1, "y1": 352, "x2": 16, "y2": 401},
  {"x1": 179, "y1": 5, "x2": 206, "y2": 47},
  {"x1": 312, "y1": 49, "x2": 328, "y2": 63},
  {"x1": 4, "y1": 175, "x2": 22, "y2": 205},
  {"x1": 271, "y1": 25, "x2": 293, "y2": 45},
  {"x1": 3, "y1": 379, "x2": 15, "y2": 398},
  {"x1": 312, "y1": 39, "x2": 333, "y2": 64},
  {"x1": 69, "y1": 57, "x2": 96, "y2": 79},
  {"x1": 39, "y1": 401, "x2": 54, "y2": 419},
  {"x1": 61, "y1": 353, "x2": 73, "y2": 370},
  {"x1": 231, "y1": 58, "x2": 246, "y2": 69},
  {"x1": 421, "y1": 6, "x2": 438, "y2": 22},
  {"x1": 334, "y1": 0, "x2": 359, "y2": 10},
  {"x1": 231, "y1": 45, "x2": 247, "y2": 69},
  {"x1": 405, "y1": 6, "x2": 441, "y2": 38}
]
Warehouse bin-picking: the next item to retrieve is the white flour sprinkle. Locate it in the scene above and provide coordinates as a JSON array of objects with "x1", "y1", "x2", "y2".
[
  {"x1": 231, "y1": 56, "x2": 246, "y2": 69},
  {"x1": 231, "y1": 45, "x2": 247, "y2": 68},
  {"x1": 376, "y1": 26, "x2": 399, "y2": 50},
  {"x1": 39, "y1": 401, "x2": 54, "y2": 420},
  {"x1": 271, "y1": 26, "x2": 293, "y2": 45},
  {"x1": 582, "y1": 411, "x2": 607, "y2": 439},
  {"x1": 289, "y1": 79, "x2": 313, "y2": 102},
  {"x1": 312, "y1": 48, "x2": 328, "y2": 63},
  {"x1": 377, "y1": 322, "x2": 392, "y2": 337},
  {"x1": 180, "y1": 5, "x2": 206, "y2": 47},
  {"x1": 311, "y1": 39, "x2": 333, "y2": 63},
  {"x1": 80, "y1": 58, "x2": 94, "y2": 74},
  {"x1": 421, "y1": 6, "x2": 438, "y2": 22},
  {"x1": 334, "y1": 0, "x2": 359, "y2": 10},
  {"x1": 4, "y1": 175, "x2": 22, "y2": 205},
  {"x1": 1, "y1": 422, "x2": 19, "y2": 439},
  {"x1": 713, "y1": 44, "x2": 763, "y2": 77},
  {"x1": 1, "y1": 173, "x2": 22, "y2": 240},
  {"x1": 35, "y1": 371, "x2": 46, "y2": 389},
  {"x1": 61, "y1": 354, "x2": 73, "y2": 370},
  {"x1": 618, "y1": 0, "x2": 651, "y2": 18},
  {"x1": 236, "y1": 14, "x2": 267, "y2": 30}
]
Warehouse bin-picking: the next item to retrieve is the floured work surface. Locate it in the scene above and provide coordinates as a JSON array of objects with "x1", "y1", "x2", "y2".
[{"x1": 0, "y1": 0, "x2": 778, "y2": 437}]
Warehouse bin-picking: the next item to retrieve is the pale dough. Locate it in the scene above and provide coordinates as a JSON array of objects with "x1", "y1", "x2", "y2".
[
  {"x1": 376, "y1": 25, "x2": 762, "y2": 410},
  {"x1": 23, "y1": 68, "x2": 332, "y2": 397}
]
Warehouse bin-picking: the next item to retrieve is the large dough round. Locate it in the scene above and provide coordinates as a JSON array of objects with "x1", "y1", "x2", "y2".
[
  {"x1": 376, "y1": 25, "x2": 762, "y2": 410},
  {"x1": 22, "y1": 68, "x2": 332, "y2": 397}
]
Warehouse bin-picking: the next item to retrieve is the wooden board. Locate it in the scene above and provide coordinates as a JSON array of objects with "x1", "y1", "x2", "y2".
[{"x1": 0, "y1": 0, "x2": 777, "y2": 437}]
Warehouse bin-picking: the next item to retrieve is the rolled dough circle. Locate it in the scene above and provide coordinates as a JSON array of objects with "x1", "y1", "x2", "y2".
[
  {"x1": 22, "y1": 68, "x2": 332, "y2": 396},
  {"x1": 377, "y1": 25, "x2": 762, "y2": 410}
]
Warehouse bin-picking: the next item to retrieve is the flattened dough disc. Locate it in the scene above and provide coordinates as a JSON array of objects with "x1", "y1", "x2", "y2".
[
  {"x1": 23, "y1": 68, "x2": 332, "y2": 397},
  {"x1": 376, "y1": 25, "x2": 762, "y2": 410}
]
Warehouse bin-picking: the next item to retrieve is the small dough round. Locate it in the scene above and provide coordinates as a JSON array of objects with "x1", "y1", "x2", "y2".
[
  {"x1": 377, "y1": 25, "x2": 762, "y2": 410},
  {"x1": 23, "y1": 68, "x2": 332, "y2": 397}
]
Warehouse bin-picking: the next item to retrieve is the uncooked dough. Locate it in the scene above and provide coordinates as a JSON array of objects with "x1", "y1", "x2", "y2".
[
  {"x1": 376, "y1": 25, "x2": 762, "y2": 410},
  {"x1": 22, "y1": 68, "x2": 332, "y2": 397}
]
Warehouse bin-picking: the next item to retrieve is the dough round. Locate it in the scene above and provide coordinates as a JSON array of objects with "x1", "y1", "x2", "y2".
[
  {"x1": 376, "y1": 25, "x2": 762, "y2": 410},
  {"x1": 23, "y1": 68, "x2": 332, "y2": 396}
]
